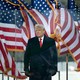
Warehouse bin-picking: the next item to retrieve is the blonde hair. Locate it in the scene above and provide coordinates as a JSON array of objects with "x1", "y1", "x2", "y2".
[{"x1": 35, "y1": 24, "x2": 45, "y2": 30}]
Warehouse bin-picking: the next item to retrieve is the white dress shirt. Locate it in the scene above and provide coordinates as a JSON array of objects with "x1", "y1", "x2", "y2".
[{"x1": 38, "y1": 36, "x2": 44, "y2": 44}]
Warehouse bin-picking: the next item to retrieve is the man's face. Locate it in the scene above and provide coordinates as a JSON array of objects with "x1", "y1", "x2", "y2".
[{"x1": 35, "y1": 27, "x2": 45, "y2": 38}]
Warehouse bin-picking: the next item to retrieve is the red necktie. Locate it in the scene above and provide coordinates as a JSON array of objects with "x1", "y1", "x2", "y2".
[{"x1": 39, "y1": 38, "x2": 42, "y2": 47}]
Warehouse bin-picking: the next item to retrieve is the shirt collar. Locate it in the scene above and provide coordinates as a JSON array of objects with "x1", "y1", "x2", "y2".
[{"x1": 39, "y1": 36, "x2": 44, "y2": 41}]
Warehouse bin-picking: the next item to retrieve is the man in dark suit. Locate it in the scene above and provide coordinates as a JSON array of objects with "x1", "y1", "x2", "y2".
[{"x1": 24, "y1": 24, "x2": 58, "y2": 80}]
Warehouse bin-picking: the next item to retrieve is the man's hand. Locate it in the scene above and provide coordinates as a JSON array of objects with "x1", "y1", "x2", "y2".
[
  {"x1": 49, "y1": 69, "x2": 57, "y2": 76},
  {"x1": 25, "y1": 72, "x2": 33, "y2": 77},
  {"x1": 25, "y1": 69, "x2": 34, "y2": 77},
  {"x1": 47, "y1": 68, "x2": 57, "y2": 76}
]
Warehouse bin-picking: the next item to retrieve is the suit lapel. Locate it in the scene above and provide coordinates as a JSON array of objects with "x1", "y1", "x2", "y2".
[
  {"x1": 35, "y1": 36, "x2": 40, "y2": 47},
  {"x1": 41, "y1": 35, "x2": 48, "y2": 48},
  {"x1": 35, "y1": 35, "x2": 49, "y2": 49}
]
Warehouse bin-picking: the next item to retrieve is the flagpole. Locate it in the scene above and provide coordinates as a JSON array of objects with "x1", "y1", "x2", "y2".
[{"x1": 66, "y1": 54, "x2": 68, "y2": 80}]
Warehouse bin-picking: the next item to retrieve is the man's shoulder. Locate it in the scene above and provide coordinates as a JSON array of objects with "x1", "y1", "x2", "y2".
[
  {"x1": 28, "y1": 36, "x2": 37, "y2": 41},
  {"x1": 46, "y1": 36, "x2": 55, "y2": 42}
]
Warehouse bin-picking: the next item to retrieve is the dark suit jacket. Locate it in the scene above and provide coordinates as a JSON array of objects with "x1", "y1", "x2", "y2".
[{"x1": 24, "y1": 35, "x2": 58, "y2": 76}]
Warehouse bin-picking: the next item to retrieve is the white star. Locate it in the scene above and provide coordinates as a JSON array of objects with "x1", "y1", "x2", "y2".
[
  {"x1": 71, "y1": 6, "x2": 73, "y2": 8},
  {"x1": 1, "y1": 7, "x2": 3, "y2": 9},
  {"x1": 8, "y1": 3, "x2": 10, "y2": 6},
  {"x1": 3, "y1": 10, "x2": 5, "y2": 12},
  {"x1": 12, "y1": 10, "x2": 14, "y2": 12},
  {"x1": 8, "y1": 11, "x2": 10, "y2": 14},
  {"x1": 2, "y1": 2, "x2": 4, "y2": 5},
  {"x1": 46, "y1": 13, "x2": 48, "y2": 16},
  {"x1": 12, "y1": 18, "x2": 14, "y2": 20},
  {"x1": 44, "y1": 5, "x2": 47, "y2": 7},
  {"x1": 13, "y1": 13, "x2": 15, "y2": 16},
  {"x1": 37, "y1": 7, "x2": 39, "y2": 9},
  {"x1": 44, "y1": 10, "x2": 46, "y2": 13},
  {"x1": 73, "y1": 14, "x2": 76, "y2": 16},
  {"x1": 42, "y1": 7, "x2": 44, "y2": 10},
  {"x1": 34, "y1": 1, "x2": 36, "y2": 3},
  {"x1": 4, "y1": 5, "x2": 6, "y2": 7},
  {"x1": 39, "y1": 9, "x2": 41, "y2": 12},
  {"x1": 38, "y1": 1, "x2": 40, "y2": 4},
  {"x1": 19, "y1": 24, "x2": 21, "y2": 27},
  {"x1": 6, "y1": 8, "x2": 8, "y2": 10},
  {"x1": 0, "y1": 12, "x2": 2, "y2": 15},
  {"x1": 4, "y1": 19, "x2": 6, "y2": 21},
  {"x1": 40, "y1": 4, "x2": 42, "y2": 7},
  {"x1": 9, "y1": 7, "x2": 12, "y2": 9},
  {"x1": 2, "y1": 16, "x2": 4, "y2": 18},
  {"x1": 71, "y1": 11, "x2": 73, "y2": 13},
  {"x1": 47, "y1": 8, "x2": 49, "y2": 10},
  {"x1": 9, "y1": 15, "x2": 12, "y2": 17},
  {"x1": 4, "y1": 13, "x2": 6, "y2": 15},
  {"x1": 43, "y1": 2, "x2": 45, "y2": 4},
  {"x1": 14, "y1": 1, "x2": 17, "y2": 4},
  {"x1": 7, "y1": 16, "x2": 9, "y2": 18},
  {"x1": 9, "y1": 20, "x2": 11, "y2": 22},
  {"x1": 71, "y1": 3, "x2": 73, "y2": 4},
  {"x1": 34, "y1": 6, "x2": 37, "y2": 8},
  {"x1": 36, "y1": 4, "x2": 38, "y2": 6},
  {"x1": 17, "y1": 21, "x2": 19, "y2": 22},
  {"x1": 18, "y1": 16, "x2": 20, "y2": 18},
  {"x1": 20, "y1": 19, "x2": 22, "y2": 21}
]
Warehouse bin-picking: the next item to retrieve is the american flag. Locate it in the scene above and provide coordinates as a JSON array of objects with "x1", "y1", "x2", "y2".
[
  {"x1": 25, "y1": 0, "x2": 80, "y2": 71},
  {"x1": 68, "y1": 0, "x2": 80, "y2": 32},
  {"x1": 68, "y1": 0, "x2": 80, "y2": 22},
  {"x1": 28, "y1": 0, "x2": 57, "y2": 35},
  {"x1": 0, "y1": 0, "x2": 33, "y2": 79},
  {"x1": 32, "y1": 0, "x2": 55, "y2": 17},
  {"x1": 0, "y1": 40, "x2": 27, "y2": 79},
  {"x1": 31, "y1": 0, "x2": 80, "y2": 70},
  {"x1": 0, "y1": 0, "x2": 33, "y2": 51},
  {"x1": 67, "y1": 0, "x2": 80, "y2": 70},
  {"x1": 0, "y1": 0, "x2": 80, "y2": 78},
  {"x1": 58, "y1": 8, "x2": 80, "y2": 65},
  {"x1": 0, "y1": 0, "x2": 56, "y2": 78}
]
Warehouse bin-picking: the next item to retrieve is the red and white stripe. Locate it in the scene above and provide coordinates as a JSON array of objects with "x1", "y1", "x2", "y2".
[
  {"x1": 0, "y1": 6, "x2": 80, "y2": 78},
  {"x1": 48, "y1": 9, "x2": 60, "y2": 35},
  {"x1": 29, "y1": 9, "x2": 50, "y2": 36},
  {"x1": 48, "y1": 11, "x2": 55, "y2": 34},
  {"x1": 0, "y1": 23, "x2": 25, "y2": 51},
  {"x1": 21, "y1": 14, "x2": 36, "y2": 50},
  {"x1": 0, "y1": 40, "x2": 26, "y2": 79},
  {"x1": 0, "y1": 12, "x2": 35, "y2": 79},
  {"x1": 28, "y1": 9, "x2": 80, "y2": 68},
  {"x1": 55, "y1": 8, "x2": 80, "y2": 68}
]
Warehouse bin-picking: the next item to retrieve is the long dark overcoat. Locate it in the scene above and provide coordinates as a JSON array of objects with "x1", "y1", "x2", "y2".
[{"x1": 24, "y1": 35, "x2": 58, "y2": 80}]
